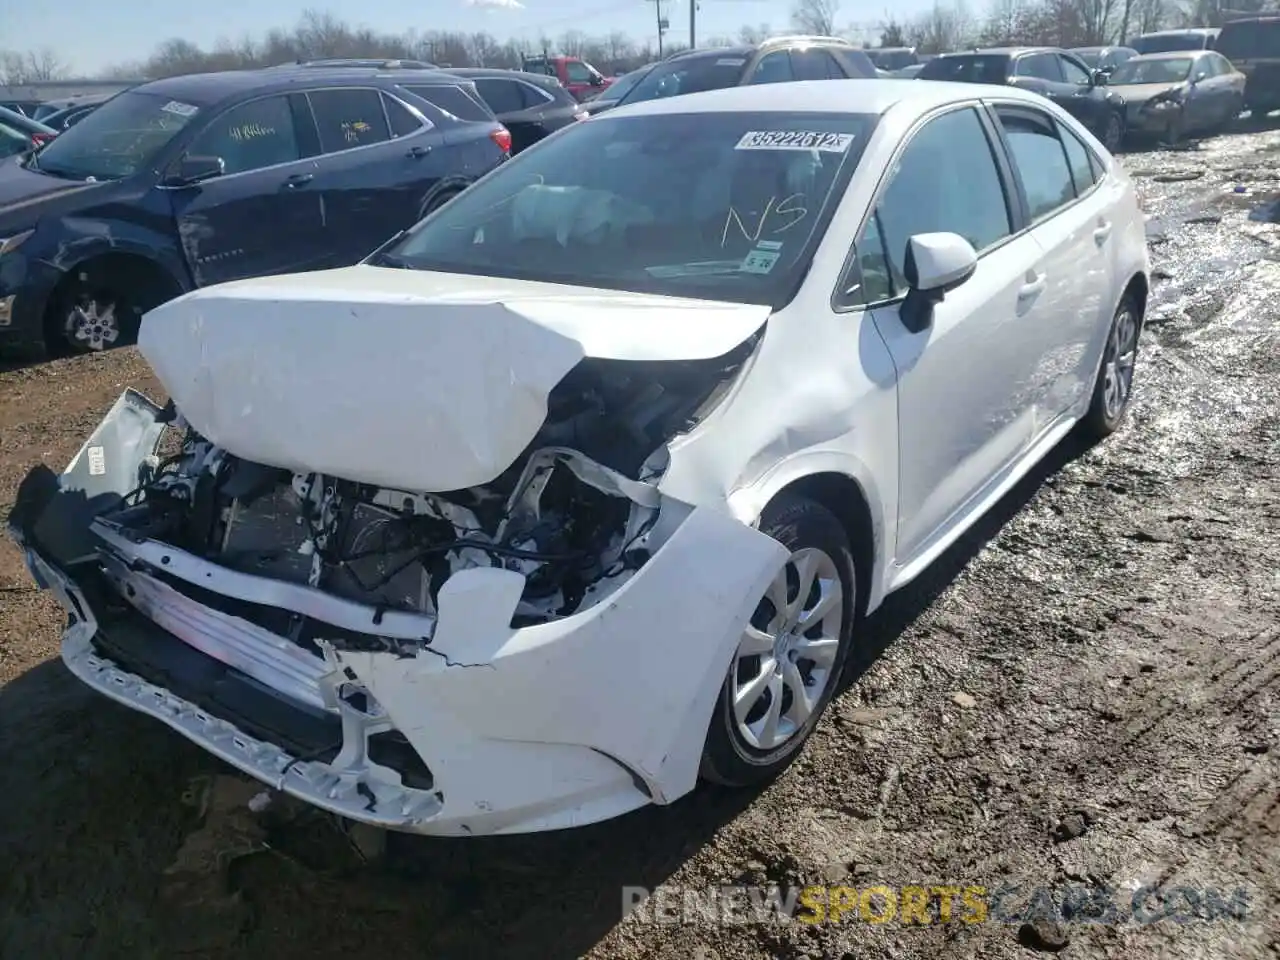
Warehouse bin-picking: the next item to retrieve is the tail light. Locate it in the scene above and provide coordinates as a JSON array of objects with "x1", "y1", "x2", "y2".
[
  {"x1": 30, "y1": 132, "x2": 54, "y2": 147},
  {"x1": 490, "y1": 126, "x2": 512, "y2": 154}
]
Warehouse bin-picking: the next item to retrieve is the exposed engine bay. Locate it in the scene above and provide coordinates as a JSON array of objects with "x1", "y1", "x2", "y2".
[{"x1": 90, "y1": 347, "x2": 755, "y2": 636}]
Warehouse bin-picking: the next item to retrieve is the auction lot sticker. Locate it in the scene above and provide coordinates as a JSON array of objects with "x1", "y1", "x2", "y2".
[{"x1": 736, "y1": 131, "x2": 854, "y2": 151}]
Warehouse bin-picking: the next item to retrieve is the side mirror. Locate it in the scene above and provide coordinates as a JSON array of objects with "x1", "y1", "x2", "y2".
[
  {"x1": 165, "y1": 154, "x2": 225, "y2": 186},
  {"x1": 899, "y1": 232, "x2": 978, "y2": 334},
  {"x1": 1192, "y1": 71, "x2": 1207, "y2": 83},
  {"x1": 590, "y1": 74, "x2": 604, "y2": 86},
  {"x1": 1092, "y1": 68, "x2": 1110, "y2": 85}
]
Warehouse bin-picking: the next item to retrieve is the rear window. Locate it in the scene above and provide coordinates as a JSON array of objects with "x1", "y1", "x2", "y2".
[
  {"x1": 379, "y1": 110, "x2": 877, "y2": 308},
  {"x1": 404, "y1": 84, "x2": 492, "y2": 122},
  {"x1": 1216, "y1": 20, "x2": 1280, "y2": 60},
  {"x1": 1133, "y1": 33, "x2": 1209, "y2": 53},
  {"x1": 919, "y1": 55, "x2": 1011, "y2": 83},
  {"x1": 870, "y1": 50, "x2": 916, "y2": 71},
  {"x1": 618, "y1": 55, "x2": 748, "y2": 106}
]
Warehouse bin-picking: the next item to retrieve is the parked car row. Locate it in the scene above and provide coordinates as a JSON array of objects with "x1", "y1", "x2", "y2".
[
  {"x1": 9, "y1": 76, "x2": 1152, "y2": 839},
  {"x1": 917, "y1": 46, "x2": 1247, "y2": 148}
]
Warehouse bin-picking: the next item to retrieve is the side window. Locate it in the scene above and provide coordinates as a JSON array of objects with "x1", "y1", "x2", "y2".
[
  {"x1": 751, "y1": 51, "x2": 795, "y2": 84},
  {"x1": 847, "y1": 107, "x2": 1013, "y2": 305},
  {"x1": 1060, "y1": 56, "x2": 1092, "y2": 85},
  {"x1": 519, "y1": 83, "x2": 555, "y2": 108},
  {"x1": 187, "y1": 95, "x2": 300, "y2": 175},
  {"x1": 308, "y1": 88, "x2": 391, "y2": 153},
  {"x1": 1057, "y1": 121, "x2": 1098, "y2": 196},
  {"x1": 406, "y1": 85, "x2": 491, "y2": 122},
  {"x1": 1087, "y1": 147, "x2": 1104, "y2": 181},
  {"x1": 821, "y1": 51, "x2": 850, "y2": 77},
  {"x1": 565, "y1": 61, "x2": 593, "y2": 84},
  {"x1": 383, "y1": 95, "x2": 424, "y2": 138},
  {"x1": 790, "y1": 49, "x2": 833, "y2": 81},
  {"x1": 997, "y1": 109, "x2": 1076, "y2": 220},
  {"x1": 1017, "y1": 53, "x2": 1064, "y2": 80},
  {"x1": 473, "y1": 78, "x2": 526, "y2": 115}
]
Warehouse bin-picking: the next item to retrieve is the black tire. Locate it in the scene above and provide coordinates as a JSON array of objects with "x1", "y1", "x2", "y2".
[
  {"x1": 1079, "y1": 293, "x2": 1143, "y2": 440},
  {"x1": 44, "y1": 281, "x2": 140, "y2": 357},
  {"x1": 1101, "y1": 112, "x2": 1124, "y2": 153},
  {"x1": 418, "y1": 187, "x2": 463, "y2": 220},
  {"x1": 699, "y1": 494, "x2": 858, "y2": 787}
]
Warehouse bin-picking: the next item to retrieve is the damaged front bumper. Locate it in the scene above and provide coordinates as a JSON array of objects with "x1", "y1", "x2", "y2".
[{"x1": 11, "y1": 391, "x2": 787, "y2": 836}]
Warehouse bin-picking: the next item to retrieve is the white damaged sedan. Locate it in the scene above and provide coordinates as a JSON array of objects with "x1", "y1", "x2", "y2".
[{"x1": 10, "y1": 80, "x2": 1149, "y2": 836}]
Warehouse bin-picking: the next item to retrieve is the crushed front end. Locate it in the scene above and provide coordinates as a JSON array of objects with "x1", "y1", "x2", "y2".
[{"x1": 10, "y1": 380, "x2": 785, "y2": 836}]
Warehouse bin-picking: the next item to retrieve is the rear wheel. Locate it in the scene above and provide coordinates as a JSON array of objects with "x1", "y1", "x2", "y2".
[
  {"x1": 699, "y1": 495, "x2": 858, "y2": 787},
  {"x1": 1080, "y1": 294, "x2": 1142, "y2": 439}
]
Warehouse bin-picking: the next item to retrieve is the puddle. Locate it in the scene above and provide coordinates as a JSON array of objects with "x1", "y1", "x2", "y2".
[{"x1": 1248, "y1": 198, "x2": 1280, "y2": 223}]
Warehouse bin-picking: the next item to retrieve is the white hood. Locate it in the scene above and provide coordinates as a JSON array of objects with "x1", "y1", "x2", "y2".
[{"x1": 138, "y1": 265, "x2": 770, "y2": 492}]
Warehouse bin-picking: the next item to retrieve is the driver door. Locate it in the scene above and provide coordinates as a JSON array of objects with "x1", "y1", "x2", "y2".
[
  {"x1": 846, "y1": 106, "x2": 1047, "y2": 565},
  {"x1": 166, "y1": 93, "x2": 326, "y2": 287}
]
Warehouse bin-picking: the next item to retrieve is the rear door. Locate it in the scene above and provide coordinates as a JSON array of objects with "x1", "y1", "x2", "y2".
[
  {"x1": 989, "y1": 103, "x2": 1114, "y2": 426},
  {"x1": 168, "y1": 92, "x2": 326, "y2": 286},
  {"x1": 841, "y1": 105, "x2": 1043, "y2": 563},
  {"x1": 302, "y1": 86, "x2": 451, "y2": 265}
]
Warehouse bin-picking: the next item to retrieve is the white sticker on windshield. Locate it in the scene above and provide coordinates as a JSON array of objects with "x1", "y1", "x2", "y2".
[
  {"x1": 716, "y1": 57, "x2": 747, "y2": 66},
  {"x1": 87, "y1": 445, "x2": 106, "y2": 476},
  {"x1": 740, "y1": 246, "x2": 782, "y2": 274},
  {"x1": 161, "y1": 100, "x2": 199, "y2": 118},
  {"x1": 736, "y1": 130, "x2": 854, "y2": 152}
]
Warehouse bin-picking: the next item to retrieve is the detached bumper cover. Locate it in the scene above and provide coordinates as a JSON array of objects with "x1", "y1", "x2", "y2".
[{"x1": 11, "y1": 393, "x2": 788, "y2": 835}]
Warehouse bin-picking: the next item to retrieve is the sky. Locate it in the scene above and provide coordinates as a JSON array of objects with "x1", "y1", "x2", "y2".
[{"x1": 5, "y1": 0, "x2": 912, "y2": 76}]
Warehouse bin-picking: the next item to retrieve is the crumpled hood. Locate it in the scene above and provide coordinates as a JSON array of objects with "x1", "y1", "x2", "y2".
[
  {"x1": 1108, "y1": 81, "x2": 1183, "y2": 104},
  {"x1": 138, "y1": 264, "x2": 770, "y2": 492}
]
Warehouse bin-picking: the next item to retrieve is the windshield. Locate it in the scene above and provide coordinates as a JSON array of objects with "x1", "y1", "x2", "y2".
[
  {"x1": 600, "y1": 66, "x2": 651, "y2": 102},
  {"x1": 870, "y1": 50, "x2": 916, "y2": 70},
  {"x1": 1109, "y1": 57, "x2": 1194, "y2": 84},
  {"x1": 376, "y1": 111, "x2": 875, "y2": 307},
  {"x1": 1216, "y1": 21, "x2": 1280, "y2": 60},
  {"x1": 918, "y1": 55, "x2": 1010, "y2": 83},
  {"x1": 1133, "y1": 34, "x2": 1207, "y2": 53},
  {"x1": 618, "y1": 55, "x2": 747, "y2": 106},
  {"x1": 29, "y1": 90, "x2": 199, "y2": 181}
]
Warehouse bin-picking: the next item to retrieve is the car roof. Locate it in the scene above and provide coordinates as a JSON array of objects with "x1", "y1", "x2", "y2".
[
  {"x1": 444, "y1": 67, "x2": 563, "y2": 89},
  {"x1": 944, "y1": 46, "x2": 1057, "y2": 56},
  {"x1": 1139, "y1": 27, "x2": 1218, "y2": 36},
  {"x1": 667, "y1": 45, "x2": 757, "y2": 61},
  {"x1": 603, "y1": 77, "x2": 1054, "y2": 120},
  {"x1": 1129, "y1": 50, "x2": 1210, "y2": 60},
  {"x1": 131, "y1": 67, "x2": 471, "y2": 106}
]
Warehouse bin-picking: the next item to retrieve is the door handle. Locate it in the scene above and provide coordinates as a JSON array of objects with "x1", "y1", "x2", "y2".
[
  {"x1": 1093, "y1": 220, "x2": 1113, "y2": 244},
  {"x1": 283, "y1": 173, "x2": 313, "y2": 188},
  {"x1": 406, "y1": 145, "x2": 432, "y2": 159},
  {"x1": 1018, "y1": 271, "x2": 1046, "y2": 299}
]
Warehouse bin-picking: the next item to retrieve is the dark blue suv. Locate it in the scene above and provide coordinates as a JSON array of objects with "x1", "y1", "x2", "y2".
[{"x1": 0, "y1": 67, "x2": 509, "y2": 356}]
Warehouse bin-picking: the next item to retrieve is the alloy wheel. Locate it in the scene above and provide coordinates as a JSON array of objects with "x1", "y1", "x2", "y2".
[
  {"x1": 731, "y1": 546, "x2": 845, "y2": 751},
  {"x1": 65, "y1": 297, "x2": 120, "y2": 352},
  {"x1": 1102, "y1": 305, "x2": 1138, "y2": 420}
]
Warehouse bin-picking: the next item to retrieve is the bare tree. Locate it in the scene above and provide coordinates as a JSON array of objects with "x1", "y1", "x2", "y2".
[
  {"x1": 907, "y1": 1, "x2": 977, "y2": 52},
  {"x1": 738, "y1": 23, "x2": 775, "y2": 43},
  {"x1": 879, "y1": 17, "x2": 908, "y2": 45},
  {"x1": 0, "y1": 47, "x2": 69, "y2": 83},
  {"x1": 791, "y1": 0, "x2": 840, "y2": 35}
]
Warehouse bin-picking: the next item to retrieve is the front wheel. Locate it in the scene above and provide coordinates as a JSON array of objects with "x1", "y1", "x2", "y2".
[
  {"x1": 699, "y1": 494, "x2": 857, "y2": 787},
  {"x1": 47, "y1": 286, "x2": 138, "y2": 356},
  {"x1": 1080, "y1": 295, "x2": 1142, "y2": 439}
]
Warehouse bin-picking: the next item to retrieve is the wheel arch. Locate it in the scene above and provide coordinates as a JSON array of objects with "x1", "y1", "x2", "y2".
[
  {"x1": 44, "y1": 250, "x2": 188, "y2": 350},
  {"x1": 1120, "y1": 270, "x2": 1149, "y2": 319},
  {"x1": 728, "y1": 458, "x2": 887, "y2": 618}
]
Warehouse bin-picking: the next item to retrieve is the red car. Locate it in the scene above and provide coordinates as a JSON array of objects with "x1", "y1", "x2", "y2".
[{"x1": 521, "y1": 55, "x2": 613, "y2": 101}]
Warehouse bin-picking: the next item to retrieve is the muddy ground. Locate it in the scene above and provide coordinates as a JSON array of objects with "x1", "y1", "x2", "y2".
[{"x1": 1, "y1": 125, "x2": 1277, "y2": 960}]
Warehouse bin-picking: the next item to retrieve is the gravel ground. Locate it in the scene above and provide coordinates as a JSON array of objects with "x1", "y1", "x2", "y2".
[{"x1": 0, "y1": 126, "x2": 1277, "y2": 960}]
